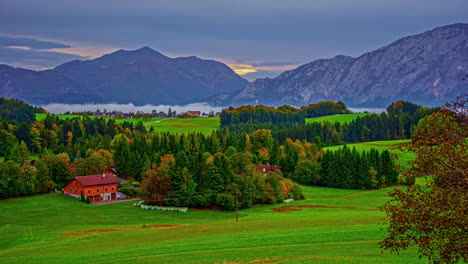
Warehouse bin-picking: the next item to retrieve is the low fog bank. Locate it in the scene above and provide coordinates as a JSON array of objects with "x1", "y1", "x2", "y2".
[
  {"x1": 40, "y1": 103, "x2": 224, "y2": 114},
  {"x1": 39, "y1": 103, "x2": 386, "y2": 115}
]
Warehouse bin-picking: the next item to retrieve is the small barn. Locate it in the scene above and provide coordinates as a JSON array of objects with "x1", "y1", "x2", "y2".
[{"x1": 62, "y1": 174, "x2": 121, "y2": 202}]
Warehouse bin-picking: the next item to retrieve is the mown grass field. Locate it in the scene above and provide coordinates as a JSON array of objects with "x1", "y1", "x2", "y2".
[
  {"x1": 306, "y1": 113, "x2": 377, "y2": 124},
  {"x1": 0, "y1": 182, "x2": 426, "y2": 264},
  {"x1": 324, "y1": 140, "x2": 415, "y2": 168},
  {"x1": 146, "y1": 117, "x2": 220, "y2": 134},
  {"x1": 35, "y1": 113, "x2": 166, "y2": 125}
]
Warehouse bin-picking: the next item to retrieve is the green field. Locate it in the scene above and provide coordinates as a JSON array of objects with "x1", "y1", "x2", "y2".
[
  {"x1": 0, "y1": 183, "x2": 426, "y2": 264},
  {"x1": 323, "y1": 140, "x2": 414, "y2": 168},
  {"x1": 146, "y1": 117, "x2": 220, "y2": 134},
  {"x1": 35, "y1": 113, "x2": 166, "y2": 125},
  {"x1": 306, "y1": 113, "x2": 377, "y2": 124}
]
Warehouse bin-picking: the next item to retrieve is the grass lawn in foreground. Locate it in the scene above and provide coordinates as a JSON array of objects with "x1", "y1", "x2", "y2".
[
  {"x1": 146, "y1": 117, "x2": 220, "y2": 134},
  {"x1": 0, "y1": 182, "x2": 426, "y2": 264},
  {"x1": 306, "y1": 113, "x2": 378, "y2": 124},
  {"x1": 324, "y1": 140, "x2": 415, "y2": 168}
]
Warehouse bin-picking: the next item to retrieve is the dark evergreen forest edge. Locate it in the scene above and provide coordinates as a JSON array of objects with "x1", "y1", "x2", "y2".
[{"x1": 0, "y1": 97, "x2": 437, "y2": 210}]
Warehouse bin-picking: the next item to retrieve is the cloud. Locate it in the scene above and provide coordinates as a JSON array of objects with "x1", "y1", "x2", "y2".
[
  {"x1": 0, "y1": 35, "x2": 93, "y2": 69},
  {"x1": 0, "y1": 46, "x2": 88, "y2": 70},
  {"x1": 0, "y1": 35, "x2": 70, "y2": 50}
]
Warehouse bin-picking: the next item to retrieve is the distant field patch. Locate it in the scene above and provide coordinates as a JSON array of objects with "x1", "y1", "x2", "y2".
[
  {"x1": 146, "y1": 117, "x2": 220, "y2": 134},
  {"x1": 324, "y1": 140, "x2": 414, "y2": 168},
  {"x1": 306, "y1": 113, "x2": 378, "y2": 124}
]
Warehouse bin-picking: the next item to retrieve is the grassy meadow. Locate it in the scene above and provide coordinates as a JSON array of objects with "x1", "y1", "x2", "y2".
[
  {"x1": 146, "y1": 117, "x2": 220, "y2": 134},
  {"x1": 306, "y1": 113, "x2": 376, "y2": 124},
  {"x1": 0, "y1": 182, "x2": 426, "y2": 264}
]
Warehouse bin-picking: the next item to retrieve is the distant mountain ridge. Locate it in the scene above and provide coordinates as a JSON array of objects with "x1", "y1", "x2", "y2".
[
  {"x1": 0, "y1": 47, "x2": 247, "y2": 105},
  {"x1": 0, "y1": 23, "x2": 467, "y2": 107},
  {"x1": 211, "y1": 23, "x2": 468, "y2": 107}
]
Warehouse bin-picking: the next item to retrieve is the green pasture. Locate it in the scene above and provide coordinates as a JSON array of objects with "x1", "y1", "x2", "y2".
[
  {"x1": 324, "y1": 140, "x2": 415, "y2": 168},
  {"x1": 35, "y1": 113, "x2": 166, "y2": 124},
  {"x1": 306, "y1": 113, "x2": 377, "y2": 124},
  {"x1": 0, "y1": 182, "x2": 427, "y2": 264},
  {"x1": 146, "y1": 117, "x2": 220, "y2": 134}
]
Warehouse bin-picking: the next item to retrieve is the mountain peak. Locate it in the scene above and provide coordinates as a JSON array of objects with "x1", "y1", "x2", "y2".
[
  {"x1": 133, "y1": 46, "x2": 164, "y2": 56},
  {"x1": 92, "y1": 46, "x2": 169, "y2": 64}
]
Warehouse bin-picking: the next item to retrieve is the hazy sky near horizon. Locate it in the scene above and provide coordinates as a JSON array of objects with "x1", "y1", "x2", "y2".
[{"x1": 0, "y1": 0, "x2": 466, "y2": 80}]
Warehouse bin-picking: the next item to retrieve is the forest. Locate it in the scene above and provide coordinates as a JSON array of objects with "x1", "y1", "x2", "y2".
[{"x1": 0, "y1": 98, "x2": 427, "y2": 210}]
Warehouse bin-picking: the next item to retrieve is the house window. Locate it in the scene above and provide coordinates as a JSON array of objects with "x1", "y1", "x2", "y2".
[
  {"x1": 97, "y1": 189, "x2": 100, "y2": 192},
  {"x1": 75, "y1": 182, "x2": 78, "y2": 185},
  {"x1": 75, "y1": 189, "x2": 77, "y2": 193},
  {"x1": 105, "y1": 188, "x2": 108, "y2": 192},
  {"x1": 70, "y1": 188, "x2": 72, "y2": 192},
  {"x1": 111, "y1": 187, "x2": 114, "y2": 191},
  {"x1": 88, "y1": 190, "x2": 91, "y2": 194}
]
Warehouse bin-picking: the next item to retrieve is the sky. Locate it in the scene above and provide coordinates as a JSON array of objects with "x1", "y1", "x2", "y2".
[{"x1": 0, "y1": 0, "x2": 466, "y2": 81}]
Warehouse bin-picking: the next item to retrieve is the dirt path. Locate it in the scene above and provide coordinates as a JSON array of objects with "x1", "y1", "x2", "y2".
[
  {"x1": 62, "y1": 224, "x2": 184, "y2": 236},
  {"x1": 272, "y1": 205, "x2": 355, "y2": 213},
  {"x1": 144, "y1": 118, "x2": 169, "y2": 126}
]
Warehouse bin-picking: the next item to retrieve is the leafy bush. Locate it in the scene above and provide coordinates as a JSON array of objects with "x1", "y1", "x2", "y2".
[
  {"x1": 216, "y1": 193, "x2": 236, "y2": 211},
  {"x1": 291, "y1": 184, "x2": 305, "y2": 200}
]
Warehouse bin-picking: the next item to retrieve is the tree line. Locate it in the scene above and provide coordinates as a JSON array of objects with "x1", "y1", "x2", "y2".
[
  {"x1": 220, "y1": 101, "x2": 350, "y2": 134},
  {"x1": 274, "y1": 102, "x2": 435, "y2": 146}
]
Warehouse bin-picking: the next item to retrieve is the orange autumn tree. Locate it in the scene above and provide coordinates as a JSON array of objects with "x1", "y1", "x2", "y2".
[
  {"x1": 140, "y1": 154, "x2": 174, "y2": 205},
  {"x1": 379, "y1": 95, "x2": 468, "y2": 263}
]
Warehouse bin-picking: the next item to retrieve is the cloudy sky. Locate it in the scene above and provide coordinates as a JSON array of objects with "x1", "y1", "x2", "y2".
[{"x1": 0, "y1": 0, "x2": 466, "y2": 80}]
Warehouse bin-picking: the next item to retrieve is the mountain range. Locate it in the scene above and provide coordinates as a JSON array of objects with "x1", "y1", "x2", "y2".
[
  {"x1": 0, "y1": 47, "x2": 247, "y2": 105},
  {"x1": 214, "y1": 23, "x2": 468, "y2": 107},
  {"x1": 0, "y1": 23, "x2": 467, "y2": 107}
]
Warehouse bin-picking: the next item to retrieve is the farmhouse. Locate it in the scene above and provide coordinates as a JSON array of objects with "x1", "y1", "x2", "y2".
[
  {"x1": 187, "y1": 111, "x2": 201, "y2": 116},
  {"x1": 62, "y1": 174, "x2": 121, "y2": 202},
  {"x1": 156, "y1": 111, "x2": 167, "y2": 117},
  {"x1": 105, "y1": 162, "x2": 118, "y2": 176}
]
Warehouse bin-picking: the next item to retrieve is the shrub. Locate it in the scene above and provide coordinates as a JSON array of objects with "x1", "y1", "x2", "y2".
[
  {"x1": 216, "y1": 193, "x2": 236, "y2": 211},
  {"x1": 291, "y1": 184, "x2": 305, "y2": 200}
]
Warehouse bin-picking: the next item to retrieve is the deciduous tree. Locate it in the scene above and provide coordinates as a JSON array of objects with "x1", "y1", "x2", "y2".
[{"x1": 379, "y1": 95, "x2": 468, "y2": 263}]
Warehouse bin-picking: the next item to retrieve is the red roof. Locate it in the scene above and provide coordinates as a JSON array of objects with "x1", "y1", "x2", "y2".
[
  {"x1": 187, "y1": 111, "x2": 201, "y2": 115},
  {"x1": 65, "y1": 174, "x2": 121, "y2": 187},
  {"x1": 255, "y1": 165, "x2": 282, "y2": 173}
]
